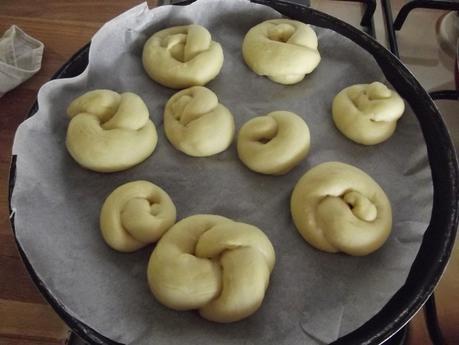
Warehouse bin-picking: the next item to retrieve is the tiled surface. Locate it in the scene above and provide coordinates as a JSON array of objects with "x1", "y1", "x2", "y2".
[
  {"x1": 312, "y1": 0, "x2": 456, "y2": 90},
  {"x1": 394, "y1": 7, "x2": 455, "y2": 90}
]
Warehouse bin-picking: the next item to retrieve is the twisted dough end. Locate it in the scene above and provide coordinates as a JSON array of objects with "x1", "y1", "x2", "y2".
[
  {"x1": 147, "y1": 214, "x2": 275, "y2": 323},
  {"x1": 142, "y1": 24, "x2": 224, "y2": 89},
  {"x1": 242, "y1": 19, "x2": 321, "y2": 85},
  {"x1": 66, "y1": 90, "x2": 157, "y2": 172},
  {"x1": 100, "y1": 181, "x2": 176, "y2": 252},
  {"x1": 164, "y1": 86, "x2": 235, "y2": 157},
  {"x1": 332, "y1": 82, "x2": 405, "y2": 145},
  {"x1": 237, "y1": 111, "x2": 310, "y2": 175},
  {"x1": 290, "y1": 162, "x2": 392, "y2": 256}
]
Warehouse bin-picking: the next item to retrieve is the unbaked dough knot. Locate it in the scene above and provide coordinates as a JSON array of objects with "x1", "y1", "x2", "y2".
[
  {"x1": 100, "y1": 181, "x2": 176, "y2": 252},
  {"x1": 332, "y1": 82, "x2": 405, "y2": 145},
  {"x1": 291, "y1": 162, "x2": 392, "y2": 256},
  {"x1": 66, "y1": 90, "x2": 157, "y2": 172},
  {"x1": 147, "y1": 215, "x2": 275, "y2": 323},
  {"x1": 164, "y1": 86, "x2": 235, "y2": 157},
  {"x1": 237, "y1": 111, "x2": 310, "y2": 175},
  {"x1": 143, "y1": 24, "x2": 224, "y2": 89},
  {"x1": 242, "y1": 19, "x2": 321, "y2": 85}
]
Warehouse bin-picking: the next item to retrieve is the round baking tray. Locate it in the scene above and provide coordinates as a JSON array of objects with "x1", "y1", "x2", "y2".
[{"x1": 7, "y1": 0, "x2": 459, "y2": 344}]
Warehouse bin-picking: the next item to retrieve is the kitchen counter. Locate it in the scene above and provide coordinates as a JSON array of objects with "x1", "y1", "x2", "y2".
[{"x1": 0, "y1": 1, "x2": 457, "y2": 344}]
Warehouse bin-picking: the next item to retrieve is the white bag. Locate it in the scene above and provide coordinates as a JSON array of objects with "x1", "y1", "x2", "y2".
[{"x1": 0, "y1": 25, "x2": 44, "y2": 97}]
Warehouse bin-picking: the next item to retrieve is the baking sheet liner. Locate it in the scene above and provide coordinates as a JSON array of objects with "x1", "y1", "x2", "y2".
[{"x1": 11, "y1": 0, "x2": 433, "y2": 344}]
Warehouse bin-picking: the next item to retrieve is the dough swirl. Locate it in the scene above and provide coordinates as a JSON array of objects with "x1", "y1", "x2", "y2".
[
  {"x1": 242, "y1": 19, "x2": 321, "y2": 84},
  {"x1": 143, "y1": 24, "x2": 224, "y2": 89},
  {"x1": 237, "y1": 111, "x2": 310, "y2": 175},
  {"x1": 147, "y1": 214, "x2": 275, "y2": 323},
  {"x1": 100, "y1": 181, "x2": 176, "y2": 252},
  {"x1": 164, "y1": 86, "x2": 234, "y2": 157},
  {"x1": 290, "y1": 162, "x2": 392, "y2": 256},
  {"x1": 66, "y1": 90, "x2": 157, "y2": 172},
  {"x1": 332, "y1": 82, "x2": 405, "y2": 145}
]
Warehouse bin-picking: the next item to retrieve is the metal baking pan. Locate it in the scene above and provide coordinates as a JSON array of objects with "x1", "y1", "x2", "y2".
[{"x1": 8, "y1": 0, "x2": 459, "y2": 344}]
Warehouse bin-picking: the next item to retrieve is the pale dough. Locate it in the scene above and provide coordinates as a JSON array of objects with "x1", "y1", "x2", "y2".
[
  {"x1": 147, "y1": 214, "x2": 275, "y2": 323},
  {"x1": 66, "y1": 90, "x2": 157, "y2": 172},
  {"x1": 142, "y1": 24, "x2": 224, "y2": 89},
  {"x1": 242, "y1": 19, "x2": 321, "y2": 85},
  {"x1": 237, "y1": 111, "x2": 310, "y2": 175},
  {"x1": 332, "y1": 81, "x2": 405, "y2": 145},
  {"x1": 290, "y1": 162, "x2": 392, "y2": 256},
  {"x1": 100, "y1": 181, "x2": 176, "y2": 252},
  {"x1": 164, "y1": 86, "x2": 235, "y2": 157}
]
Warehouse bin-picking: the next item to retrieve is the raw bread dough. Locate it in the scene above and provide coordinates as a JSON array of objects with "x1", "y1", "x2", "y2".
[
  {"x1": 142, "y1": 24, "x2": 224, "y2": 89},
  {"x1": 242, "y1": 19, "x2": 321, "y2": 85},
  {"x1": 237, "y1": 111, "x2": 310, "y2": 175},
  {"x1": 164, "y1": 86, "x2": 235, "y2": 157},
  {"x1": 100, "y1": 181, "x2": 176, "y2": 252},
  {"x1": 66, "y1": 90, "x2": 157, "y2": 172},
  {"x1": 332, "y1": 81, "x2": 405, "y2": 145},
  {"x1": 147, "y1": 214, "x2": 275, "y2": 323},
  {"x1": 290, "y1": 162, "x2": 392, "y2": 256}
]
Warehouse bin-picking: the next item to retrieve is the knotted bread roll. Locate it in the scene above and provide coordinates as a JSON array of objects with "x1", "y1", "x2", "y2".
[
  {"x1": 66, "y1": 90, "x2": 157, "y2": 172},
  {"x1": 147, "y1": 214, "x2": 275, "y2": 323},
  {"x1": 332, "y1": 81, "x2": 405, "y2": 145},
  {"x1": 100, "y1": 181, "x2": 176, "y2": 252},
  {"x1": 142, "y1": 24, "x2": 224, "y2": 89},
  {"x1": 291, "y1": 162, "x2": 392, "y2": 256},
  {"x1": 242, "y1": 19, "x2": 321, "y2": 85},
  {"x1": 237, "y1": 111, "x2": 310, "y2": 175},
  {"x1": 164, "y1": 86, "x2": 235, "y2": 157}
]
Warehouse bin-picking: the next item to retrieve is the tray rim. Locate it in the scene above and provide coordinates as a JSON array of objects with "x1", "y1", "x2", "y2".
[{"x1": 7, "y1": 1, "x2": 459, "y2": 344}]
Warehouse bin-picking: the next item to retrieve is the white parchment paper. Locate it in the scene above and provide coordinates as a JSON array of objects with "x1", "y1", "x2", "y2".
[{"x1": 11, "y1": 0, "x2": 433, "y2": 344}]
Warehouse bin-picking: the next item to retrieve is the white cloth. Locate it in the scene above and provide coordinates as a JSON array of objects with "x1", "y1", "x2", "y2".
[{"x1": 0, "y1": 25, "x2": 44, "y2": 97}]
